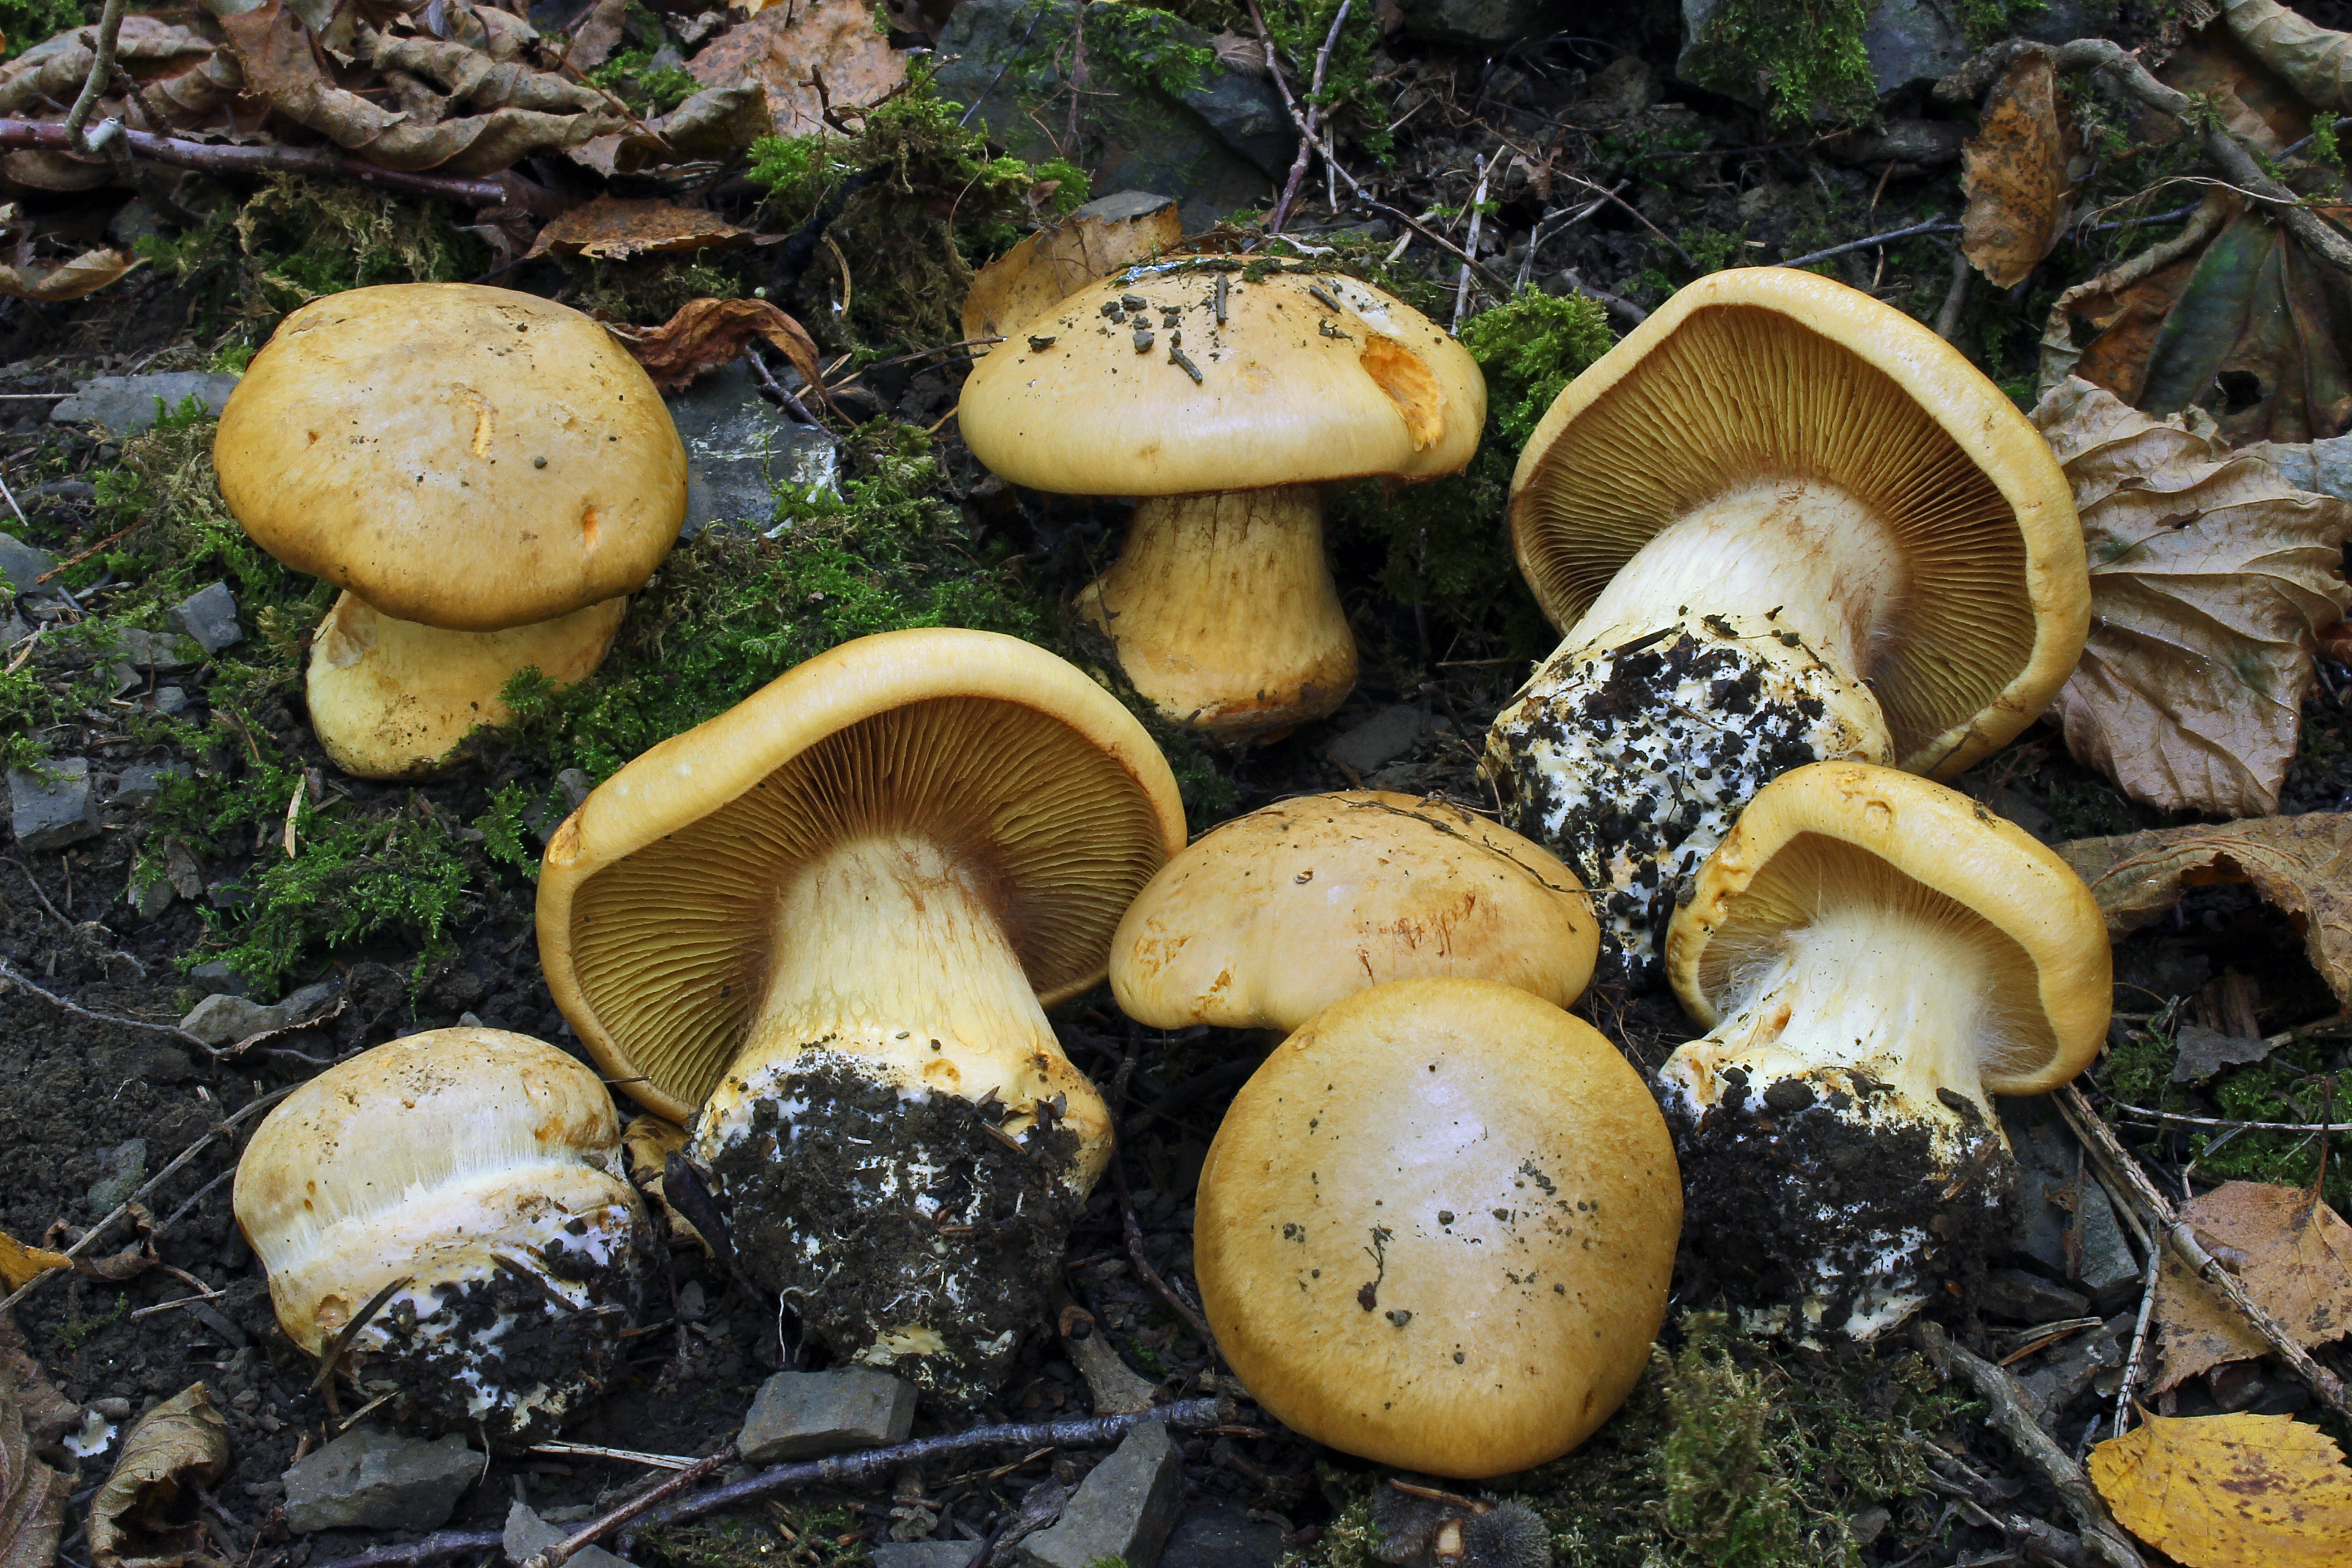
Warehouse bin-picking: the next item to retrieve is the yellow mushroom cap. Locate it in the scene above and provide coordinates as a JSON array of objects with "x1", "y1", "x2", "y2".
[
  {"x1": 958, "y1": 261, "x2": 1485, "y2": 497},
  {"x1": 214, "y1": 283, "x2": 687, "y2": 632},
  {"x1": 1111, "y1": 790, "x2": 1598, "y2": 1032},
  {"x1": 1666, "y1": 760, "x2": 2111, "y2": 1096},
  {"x1": 1509, "y1": 267, "x2": 2086, "y2": 779},
  {"x1": 1195, "y1": 978, "x2": 1680, "y2": 1478},
  {"x1": 536, "y1": 627, "x2": 1189, "y2": 1123}
]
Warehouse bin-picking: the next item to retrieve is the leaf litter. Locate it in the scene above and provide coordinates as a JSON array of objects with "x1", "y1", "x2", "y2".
[
  {"x1": 2090, "y1": 1411, "x2": 2352, "y2": 1568},
  {"x1": 2150, "y1": 1181, "x2": 2352, "y2": 1391}
]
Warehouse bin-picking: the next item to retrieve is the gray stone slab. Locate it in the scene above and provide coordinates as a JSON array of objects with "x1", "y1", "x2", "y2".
[
  {"x1": 1391, "y1": 0, "x2": 1562, "y2": 44},
  {"x1": 179, "y1": 992, "x2": 291, "y2": 1047},
  {"x1": 870, "y1": 1545, "x2": 985, "y2": 1568},
  {"x1": 1019, "y1": 1420, "x2": 1183, "y2": 1568},
  {"x1": 187, "y1": 960, "x2": 251, "y2": 998},
  {"x1": 153, "y1": 685, "x2": 191, "y2": 716},
  {"x1": 737, "y1": 1368, "x2": 917, "y2": 1464},
  {"x1": 116, "y1": 627, "x2": 204, "y2": 671},
  {"x1": 664, "y1": 362, "x2": 840, "y2": 539},
  {"x1": 1324, "y1": 704, "x2": 1426, "y2": 776},
  {"x1": 169, "y1": 582, "x2": 243, "y2": 654},
  {"x1": 504, "y1": 1502, "x2": 635, "y2": 1568},
  {"x1": 114, "y1": 761, "x2": 191, "y2": 810},
  {"x1": 1978, "y1": 1268, "x2": 2090, "y2": 1326},
  {"x1": 1161, "y1": 1501, "x2": 1283, "y2": 1568},
  {"x1": 0, "y1": 531, "x2": 56, "y2": 596},
  {"x1": 2000, "y1": 1095, "x2": 2144, "y2": 1312},
  {"x1": 1, "y1": 609, "x2": 30, "y2": 649},
  {"x1": 283, "y1": 1425, "x2": 480, "y2": 1534},
  {"x1": 52, "y1": 372, "x2": 240, "y2": 435},
  {"x1": 85, "y1": 1138, "x2": 147, "y2": 1214},
  {"x1": 11, "y1": 758, "x2": 99, "y2": 851}
]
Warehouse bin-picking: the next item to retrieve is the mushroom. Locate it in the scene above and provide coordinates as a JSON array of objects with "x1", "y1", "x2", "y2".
[
  {"x1": 958, "y1": 259, "x2": 1485, "y2": 741},
  {"x1": 1658, "y1": 760, "x2": 2110, "y2": 1340},
  {"x1": 1481, "y1": 267, "x2": 2086, "y2": 984},
  {"x1": 1194, "y1": 977, "x2": 1680, "y2": 1477},
  {"x1": 232, "y1": 1026, "x2": 649, "y2": 1443},
  {"x1": 215, "y1": 283, "x2": 688, "y2": 778},
  {"x1": 1111, "y1": 789, "x2": 1597, "y2": 1033},
  {"x1": 535, "y1": 627, "x2": 1186, "y2": 1406}
]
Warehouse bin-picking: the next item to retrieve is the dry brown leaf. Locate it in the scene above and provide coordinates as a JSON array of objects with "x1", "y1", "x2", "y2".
[
  {"x1": 561, "y1": 0, "x2": 630, "y2": 71},
  {"x1": 0, "y1": 1342, "x2": 68, "y2": 1568},
  {"x1": 2150, "y1": 1181, "x2": 2352, "y2": 1392},
  {"x1": 87, "y1": 1385, "x2": 229, "y2": 1568},
  {"x1": 603, "y1": 297, "x2": 824, "y2": 394},
  {"x1": 219, "y1": 1, "x2": 623, "y2": 176},
  {"x1": 962, "y1": 191, "x2": 1184, "y2": 352},
  {"x1": 685, "y1": 0, "x2": 907, "y2": 139},
  {"x1": 1961, "y1": 50, "x2": 2074, "y2": 289},
  {"x1": 525, "y1": 196, "x2": 755, "y2": 262},
  {"x1": 368, "y1": 29, "x2": 610, "y2": 115},
  {"x1": 2226, "y1": 0, "x2": 2352, "y2": 113},
  {"x1": 2034, "y1": 378, "x2": 2352, "y2": 816},
  {"x1": 2058, "y1": 814, "x2": 2352, "y2": 1005},
  {"x1": 2089, "y1": 1410, "x2": 2352, "y2": 1567},
  {"x1": 0, "y1": 1234, "x2": 66, "y2": 1295},
  {"x1": 0, "y1": 1316, "x2": 77, "y2": 1456}
]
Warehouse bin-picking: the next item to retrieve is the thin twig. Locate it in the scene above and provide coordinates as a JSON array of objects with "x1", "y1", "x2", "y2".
[
  {"x1": 1250, "y1": 0, "x2": 1352, "y2": 235},
  {"x1": 2103, "y1": 1102, "x2": 2352, "y2": 1134},
  {"x1": 528, "y1": 1441, "x2": 697, "y2": 1470},
  {"x1": 1780, "y1": 217, "x2": 1961, "y2": 270},
  {"x1": 2056, "y1": 1084, "x2": 2352, "y2": 1422},
  {"x1": 61, "y1": 0, "x2": 125, "y2": 157},
  {"x1": 33, "y1": 518, "x2": 148, "y2": 584},
  {"x1": 4, "y1": 853, "x2": 73, "y2": 926},
  {"x1": 1933, "y1": 247, "x2": 1971, "y2": 340},
  {"x1": 518, "y1": 1444, "x2": 737, "y2": 1568},
  {"x1": 1553, "y1": 171, "x2": 1699, "y2": 272},
  {"x1": 2110, "y1": 1245, "x2": 2160, "y2": 1441},
  {"x1": 1912, "y1": 1321, "x2": 2147, "y2": 1568},
  {"x1": 1452, "y1": 152, "x2": 1493, "y2": 329},
  {"x1": 0, "y1": 960, "x2": 212, "y2": 1055}
]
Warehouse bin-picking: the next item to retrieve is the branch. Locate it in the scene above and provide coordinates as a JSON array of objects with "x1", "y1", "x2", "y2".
[
  {"x1": 0, "y1": 118, "x2": 566, "y2": 214},
  {"x1": 61, "y1": 0, "x2": 125, "y2": 157},
  {"x1": 2055, "y1": 1085, "x2": 2352, "y2": 1423},
  {"x1": 1913, "y1": 1321, "x2": 2149, "y2": 1568}
]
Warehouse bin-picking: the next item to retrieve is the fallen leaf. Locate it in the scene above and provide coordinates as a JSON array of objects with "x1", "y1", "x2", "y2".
[
  {"x1": 685, "y1": 0, "x2": 907, "y2": 139},
  {"x1": 2171, "y1": 1022, "x2": 2278, "y2": 1083},
  {"x1": 2057, "y1": 814, "x2": 2352, "y2": 1006},
  {"x1": 2034, "y1": 378, "x2": 2352, "y2": 816},
  {"x1": 0, "y1": 1235, "x2": 66, "y2": 1294},
  {"x1": 1961, "y1": 50, "x2": 2074, "y2": 288},
  {"x1": 2089, "y1": 1410, "x2": 2352, "y2": 1567},
  {"x1": 0, "y1": 1316, "x2": 77, "y2": 1455},
  {"x1": 962, "y1": 191, "x2": 1184, "y2": 352},
  {"x1": 2149, "y1": 1182, "x2": 2352, "y2": 1391},
  {"x1": 561, "y1": 0, "x2": 629, "y2": 71},
  {"x1": 602, "y1": 297, "x2": 824, "y2": 394},
  {"x1": 0, "y1": 1342, "x2": 68, "y2": 1568},
  {"x1": 2227, "y1": 0, "x2": 2352, "y2": 113},
  {"x1": 87, "y1": 1385, "x2": 229, "y2": 1568},
  {"x1": 368, "y1": 28, "x2": 611, "y2": 116},
  {"x1": 524, "y1": 196, "x2": 755, "y2": 263}
]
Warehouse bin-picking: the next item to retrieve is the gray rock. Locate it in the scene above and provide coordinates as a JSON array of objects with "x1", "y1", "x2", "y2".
[
  {"x1": 0, "y1": 531, "x2": 57, "y2": 597},
  {"x1": 1161, "y1": 1500, "x2": 1284, "y2": 1568},
  {"x1": 281, "y1": 979, "x2": 341, "y2": 1019},
  {"x1": 1, "y1": 609, "x2": 30, "y2": 649},
  {"x1": 1977, "y1": 1268, "x2": 2090, "y2": 1325},
  {"x1": 114, "y1": 761, "x2": 191, "y2": 810},
  {"x1": 2247, "y1": 431, "x2": 2352, "y2": 501},
  {"x1": 116, "y1": 627, "x2": 204, "y2": 671},
  {"x1": 1681, "y1": 0, "x2": 2111, "y2": 107},
  {"x1": 153, "y1": 685, "x2": 191, "y2": 716},
  {"x1": 51, "y1": 372, "x2": 240, "y2": 435},
  {"x1": 2000, "y1": 1095, "x2": 2144, "y2": 1312},
  {"x1": 1391, "y1": 0, "x2": 1561, "y2": 44},
  {"x1": 2014, "y1": 1313, "x2": 2134, "y2": 1427},
  {"x1": 169, "y1": 583, "x2": 243, "y2": 655},
  {"x1": 737, "y1": 1369, "x2": 917, "y2": 1464},
  {"x1": 1324, "y1": 704, "x2": 1427, "y2": 776},
  {"x1": 130, "y1": 874, "x2": 174, "y2": 919},
  {"x1": 1018, "y1": 1421, "x2": 1184, "y2": 1568},
  {"x1": 284, "y1": 1426, "x2": 480, "y2": 1534},
  {"x1": 504, "y1": 1502, "x2": 635, "y2": 1568},
  {"x1": 663, "y1": 361, "x2": 839, "y2": 539},
  {"x1": 937, "y1": 0, "x2": 1287, "y2": 233},
  {"x1": 10, "y1": 758, "x2": 99, "y2": 851},
  {"x1": 555, "y1": 768, "x2": 596, "y2": 811},
  {"x1": 187, "y1": 960, "x2": 251, "y2": 998},
  {"x1": 85, "y1": 1138, "x2": 147, "y2": 1214},
  {"x1": 870, "y1": 1545, "x2": 986, "y2": 1568},
  {"x1": 179, "y1": 992, "x2": 291, "y2": 1047}
]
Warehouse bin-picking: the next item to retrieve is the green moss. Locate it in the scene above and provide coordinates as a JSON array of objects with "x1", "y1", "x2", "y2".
[
  {"x1": 637, "y1": 1503, "x2": 865, "y2": 1566},
  {"x1": 500, "y1": 421, "x2": 1055, "y2": 780},
  {"x1": 563, "y1": 256, "x2": 756, "y2": 325},
  {"x1": 0, "y1": 0, "x2": 83, "y2": 55},
  {"x1": 1456, "y1": 291, "x2": 1614, "y2": 452},
  {"x1": 2098, "y1": 1019, "x2": 2352, "y2": 1213},
  {"x1": 1088, "y1": 2, "x2": 1217, "y2": 101},
  {"x1": 1683, "y1": 0, "x2": 1876, "y2": 129},
  {"x1": 589, "y1": 42, "x2": 701, "y2": 115},
  {"x1": 134, "y1": 175, "x2": 485, "y2": 354},
  {"x1": 1254, "y1": 0, "x2": 1389, "y2": 161}
]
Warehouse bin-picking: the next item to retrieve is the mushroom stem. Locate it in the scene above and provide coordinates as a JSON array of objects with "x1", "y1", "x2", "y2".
[
  {"x1": 689, "y1": 832, "x2": 1113, "y2": 1406},
  {"x1": 1078, "y1": 484, "x2": 1356, "y2": 742},
  {"x1": 307, "y1": 591, "x2": 628, "y2": 778},
  {"x1": 1485, "y1": 479, "x2": 1903, "y2": 983}
]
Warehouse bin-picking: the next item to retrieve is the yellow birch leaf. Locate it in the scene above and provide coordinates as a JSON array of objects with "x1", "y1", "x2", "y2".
[
  {"x1": 2089, "y1": 1411, "x2": 2352, "y2": 1568},
  {"x1": 0, "y1": 1233, "x2": 67, "y2": 1294}
]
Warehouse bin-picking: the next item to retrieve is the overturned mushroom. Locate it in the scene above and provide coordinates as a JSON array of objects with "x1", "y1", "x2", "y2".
[
  {"x1": 1660, "y1": 761, "x2": 2109, "y2": 1340},
  {"x1": 536, "y1": 627, "x2": 1185, "y2": 1406},
  {"x1": 1195, "y1": 978, "x2": 1679, "y2": 1477},
  {"x1": 1111, "y1": 789, "x2": 1597, "y2": 1032},
  {"x1": 232, "y1": 1027, "x2": 650, "y2": 1444},
  {"x1": 1483, "y1": 267, "x2": 2086, "y2": 984},
  {"x1": 958, "y1": 259, "x2": 1485, "y2": 741},
  {"x1": 215, "y1": 283, "x2": 687, "y2": 778}
]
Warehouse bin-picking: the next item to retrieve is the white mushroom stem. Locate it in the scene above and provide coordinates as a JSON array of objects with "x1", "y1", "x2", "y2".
[
  {"x1": 1077, "y1": 484, "x2": 1355, "y2": 742},
  {"x1": 1485, "y1": 479, "x2": 1908, "y2": 981},
  {"x1": 692, "y1": 832, "x2": 1112, "y2": 1185}
]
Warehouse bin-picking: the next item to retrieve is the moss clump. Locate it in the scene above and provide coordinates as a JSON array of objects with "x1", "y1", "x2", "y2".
[
  {"x1": 2098, "y1": 1019, "x2": 2352, "y2": 1214},
  {"x1": 500, "y1": 421, "x2": 1055, "y2": 779},
  {"x1": 1683, "y1": 0, "x2": 1876, "y2": 129},
  {"x1": 1086, "y1": 2, "x2": 1218, "y2": 102},
  {"x1": 135, "y1": 175, "x2": 485, "y2": 361},
  {"x1": 0, "y1": 0, "x2": 85, "y2": 55},
  {"x1": 748, "y1": 63, "x2": 1088, "y2": 346}
]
